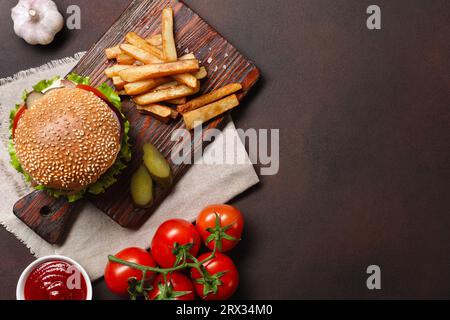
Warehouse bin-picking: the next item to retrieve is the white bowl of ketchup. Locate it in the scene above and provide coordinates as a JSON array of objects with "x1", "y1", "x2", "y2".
[{"x1": 16, "y1": 255, "x2": 92, "y2": 300}]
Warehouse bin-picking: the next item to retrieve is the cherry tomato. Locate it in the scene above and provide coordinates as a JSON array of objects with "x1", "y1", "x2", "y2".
[
  {"x1": 191, "y1": 252, "x2": 239, "y2": 300},
  {"x1": 12, "y1": 105, "x2": 27, "y2": 139},
  {"x1": 196, "y1": 204, "x2": 244, "y2": 252},
  {"x1": 148, "y1": 272, "x2": 195, "y2": 300},
  {"x1": 104, "y1": 247, "x2": 156, "y2": 296},
  {"x1": 151, "y1": 219, "x2": 201, "y2": 268}
]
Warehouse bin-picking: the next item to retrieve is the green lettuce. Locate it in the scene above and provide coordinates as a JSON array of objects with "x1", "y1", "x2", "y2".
[
  {"x1": 67, "y1": 73, "x2": 90, "y2": 85},
  {"x1": 8, "y1": 74, "x2": 131, "y2": 202},
  {"x1": 32, "y1": 76, "x2": 60, "y2": 92},
  {"x1": 97, "y1": 83, "x2": 121, "y2": 109}
]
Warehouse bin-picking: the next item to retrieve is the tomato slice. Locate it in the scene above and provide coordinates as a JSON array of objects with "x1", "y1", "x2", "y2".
[
  {"x1": 76, "y1": 84, "x2": 110, "y2": 104},
  {"x1": 12, "y1": 105, "x2": 27, "y2": 138}
]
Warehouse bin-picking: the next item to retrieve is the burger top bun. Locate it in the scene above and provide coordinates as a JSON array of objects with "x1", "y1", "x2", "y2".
[{"x1": 14, "y1": 87, "x2": 122, "y2": 192}]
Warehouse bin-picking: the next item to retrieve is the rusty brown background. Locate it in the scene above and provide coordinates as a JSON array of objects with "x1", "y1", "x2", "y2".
[{"x1": 0, "y1": 0, "x2": 449, "y2": 299}]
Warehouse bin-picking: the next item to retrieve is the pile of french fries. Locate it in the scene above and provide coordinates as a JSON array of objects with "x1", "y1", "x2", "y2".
[{"x1": 104, "y1": 7, "x2": 243, "y2": 130}]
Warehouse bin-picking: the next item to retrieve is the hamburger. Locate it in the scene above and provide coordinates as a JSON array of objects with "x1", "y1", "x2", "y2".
[{"x1": 9, "y1": 73, "x2": 131, "y2": 202}]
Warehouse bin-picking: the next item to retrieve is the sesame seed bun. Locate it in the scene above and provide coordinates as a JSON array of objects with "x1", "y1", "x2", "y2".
[{"x1": 14, "y1": 87, "x2": 122, "y2": 192}]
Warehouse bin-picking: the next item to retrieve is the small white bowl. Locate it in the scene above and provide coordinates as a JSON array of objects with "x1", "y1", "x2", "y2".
[{"x1": 16, "y1": 255, "x2": 92, "y2": 300}]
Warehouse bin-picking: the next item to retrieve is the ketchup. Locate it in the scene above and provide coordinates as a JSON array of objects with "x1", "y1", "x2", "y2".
[{"x1": 24, "y1": 260, "x2": 88, "y2": 300}]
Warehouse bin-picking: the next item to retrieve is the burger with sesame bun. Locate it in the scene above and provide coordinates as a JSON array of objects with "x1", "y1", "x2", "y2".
[{"x1": 9, "y1": 73, "x2": 131, "y2": 202}]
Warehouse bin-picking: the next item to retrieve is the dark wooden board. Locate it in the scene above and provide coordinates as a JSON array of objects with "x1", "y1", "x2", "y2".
[{"x1": 13, "y1": 0, "x2": 260, "y2": 242}]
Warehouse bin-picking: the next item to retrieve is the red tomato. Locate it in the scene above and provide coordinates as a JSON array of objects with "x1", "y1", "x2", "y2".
[
  {"x1": 148, "y1": 272, "x2": 195, "y2": 300},
  {"x1": 104, "y1": 247, "x2": 156, "y2": 296},
  {"x1": 76, "y1": 84, "x2": 110, "y2": 103},
  {"x1": 196, "y1": 204, "x2": 244, "y2": 252},
  {"x1": 151, "y1": 219, "x2": 201, "y2": 268},
  {"x1": 12, "y1": 105, "x2": 27, "y2": 138},
  {"x1": 191, "y1": 253, "x2": 239, "y2": 300}
]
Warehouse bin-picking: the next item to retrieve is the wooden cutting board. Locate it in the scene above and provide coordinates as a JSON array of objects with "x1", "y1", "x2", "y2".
[{"x1": 13, "y1": 0, "x2": 260, "y2": 244}]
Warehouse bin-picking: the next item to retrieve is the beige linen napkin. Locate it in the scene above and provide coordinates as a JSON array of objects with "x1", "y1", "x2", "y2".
[{"x1": 0, "y1": 53, "x2": 259, "y2": 280}]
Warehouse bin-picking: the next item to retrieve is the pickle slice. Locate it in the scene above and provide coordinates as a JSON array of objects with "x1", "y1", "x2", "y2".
[
  {"x1": 26, "y1": 91, "x2": 44, "y2": 108},
  {"x1": 130, "y1": 165, "x2": 154, "y2": 208},
  {"x1": 142, "y1": 143, "x2": 173, "y2": 187}
]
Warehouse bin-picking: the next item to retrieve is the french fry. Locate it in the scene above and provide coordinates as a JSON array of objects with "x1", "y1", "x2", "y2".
[
  {"x1": 105, "y1": 46, "x2": 122, "y2": 59},
  {"x1": 120, "y1": 44, "x2": 161, "y2": 64},
  {"x1": 169, "y1": 108, "x2": 179, "y2": 119},
  {"x1": 126, "y1": 39, "x2": 197, "y2": 88},
  {"x1": 147, "y1": 34, "x2": 162, "y2": 46},
  {"x1": 182, "y1": 95, "x2": 240, "y2": 130},
  {"x1": 125, "y1": 32, "x2": 164, "y2": 60},
  {"x1": 119, "y1": 59, "x2": 199, "y2": 82},
  {"x1": 134, "y1": 82, "x2": 200, "y2": 105},
  {"x1": 179, "y1": 53, "x2": 196, "y2": 60},
  {"x1": 194, "y1": 67, "x2": 208, "y2": 80},
  {"x1": 112, "y1": 76, "x2": 126, "y2": 90},
  {"x1": 105, "y1": 65, "x2": 133, "y2": 78},
  {"x1": 117, "y1": 90, "x2": 127, "y2": 96},
  {"x1": 117, "y1": 53, "x2": 136, "y2": 65},
  {"x1": 172, "y1": 73, "x2": 198, "y2": 88},
  {"x1": 136, "y1": 104, "x2": 172, "y2": 123},
  {"x1": 166, "y1": 97, "x2": 187, "y2": 105},
  {"x1": 161, "y1": 8, "x2": 178, "y2": 62},
  {"x1": 125, "y1": 45, "x2": 197, "y2": 88},
  {"x1": 168, "y1": 53, "x2": 198, "y2": 87},
  {"x1": 154, "y1": 81, "x2": 179, "y2": 90},
  {"x1": 177, "y1": 83, "x2": 242, "y2": 113},
  {"x1": 124, "y1": 77, "x2": 171, "y2": 95}
]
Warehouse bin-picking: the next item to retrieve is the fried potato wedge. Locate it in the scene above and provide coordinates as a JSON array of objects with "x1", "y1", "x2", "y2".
[
  {"x1": 125, "y1": 32, "x2": 164, "y2": 60},
  {"x1": 120, "y1": 44, "x2": 161, "y2": 65},
  {"x1": 194, "y1": 66, "x2": 208, "y2": 80},
  {"x1": 119, "y1": 59, "x2": 199, "y2": 82},
  {"x1": 178, "y1": 83, "x2": 242, "y2": 113},
  {"x1": 169, "y1": 54, "x2": 200, "y2": 87},
  {"x1": 179, "y1": 53, "x2": 196, "y2": 60},
  {"x1": 136, "y1": 103, "x2": 172, "y2": 123},
  {"x1": 182, "y1": 94, "x2": 240, "y2": 130},
  {"x1": 124, "y1": 77, "x2": 172, "y2": 95},
  {"x1": 105, "y1": 46, "x2": 122, "y2": 59},
  {"x1": 104, "y1": 65, "x2": 133, "y2": 78},
  {"x1": 154, "y1": 81, "x2": 179, "y2": 90},
  {"x1": 134, "y1": 81, "x2": 200, "y2": 105},
  {"x1": 147, "y1": 34, "x2": 162, "y2": 46},
  {"x1": 161, "y1": 8, "x2": 177, "y2": 62},
  {"x1": 172, "y1": 74, "x2": 198, "y2": 88},
  {"x1": 112, "y1": 76, "x2": 126, "y2": 90},
  {"x1": 166, "y1": 97, "x2": 187, "y2": 105},
  {"x1": 117, "y1": 53, "x2": 136, "y2": 65}
]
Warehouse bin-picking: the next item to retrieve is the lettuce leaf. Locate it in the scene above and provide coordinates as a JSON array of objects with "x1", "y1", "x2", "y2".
[
  {"x1": 32, "y1": 76, "x2": 60, "y2": 92},
  {"x1": 97, "y1": 83, "x2": 121, "y2": 109},
  {"x1": 67, "y1": 73, "x2": 90, "y2": 85},
  {"x1": 21, "y1": 90, "x2": 29, "y2": 101},
  {"x1": 8, "y1": 74, "x2": 131, "y2": 202}
]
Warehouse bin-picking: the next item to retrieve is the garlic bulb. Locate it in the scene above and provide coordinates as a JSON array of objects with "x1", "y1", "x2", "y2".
[{"x1": 11, "y1": 0, "x2": 64, "y2": 45}]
